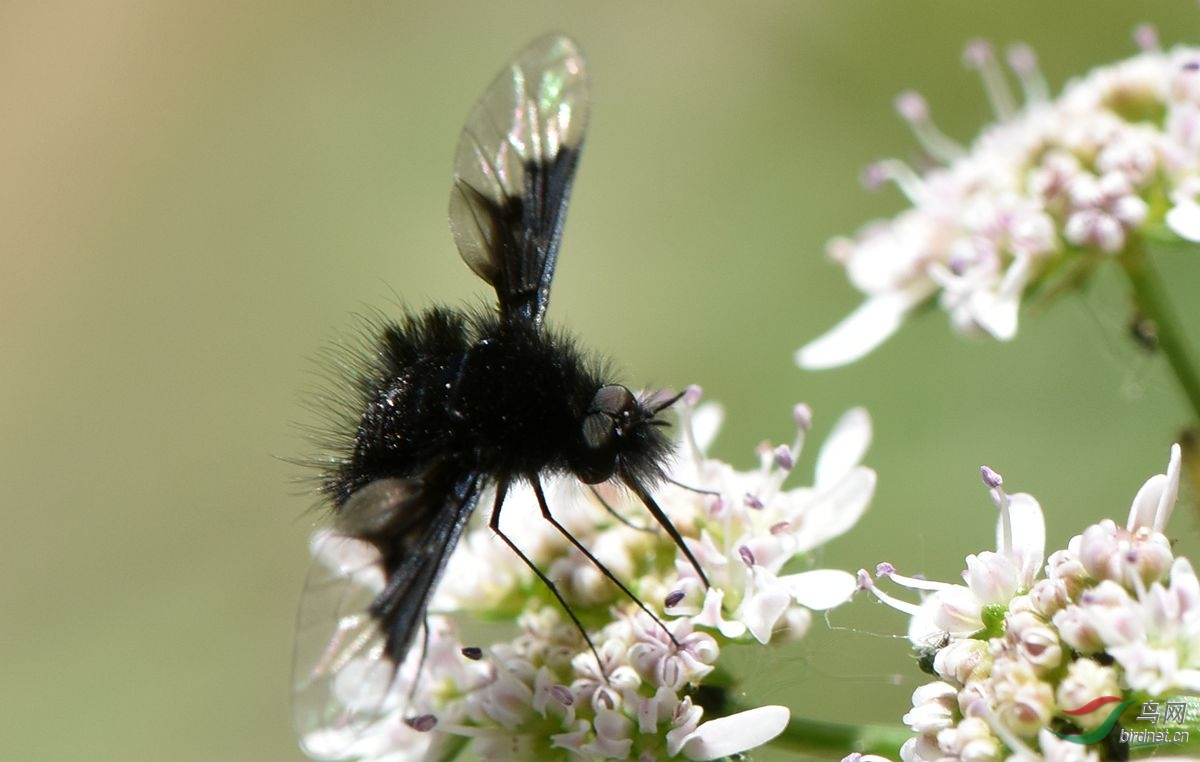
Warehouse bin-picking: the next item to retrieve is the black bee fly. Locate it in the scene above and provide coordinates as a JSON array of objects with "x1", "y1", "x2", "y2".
[{"x1": 293, "y1": 34, "x2": 708, "y2": 752}]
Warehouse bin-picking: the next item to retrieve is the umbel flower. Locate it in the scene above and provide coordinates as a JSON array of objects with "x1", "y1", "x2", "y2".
[
  {"x1": 301, "y1": 391, "x2": 875, "y2": 761},
  {"x1": 861, "y1": 444, "x2": 1200, "y2": 761},
  {"x1": 799, "y1": 29, "x2": 1200, "y2": 369}
]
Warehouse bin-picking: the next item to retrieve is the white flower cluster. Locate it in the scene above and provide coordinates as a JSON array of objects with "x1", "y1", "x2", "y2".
[
  {"x1": 307, "y1": 608, "x2": 788, "y2": 761},
  {"x1": 799, "y1": 30, "x2": 1200, "y2": 369},
  {"x1": 861, "y1": 445, "x2": 1200, "y2": 761},
  {"x1": 302, "y1": 391, "x2": 875, "y2": 761}
]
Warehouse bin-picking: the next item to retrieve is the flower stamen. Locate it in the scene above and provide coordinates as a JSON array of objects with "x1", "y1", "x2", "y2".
[
  {"x1": 1005, "y1": 43, "x2": 1049, "y2": 104},
  {"x1": 894, "y1": 90, "x2": 967, "y2": 163},
  {"x1": 963, "y1": 39, "x2": 1017, "y2": 120},
  {"x1": 861, "y1": 159, "x2": 929, "y2": 205}
]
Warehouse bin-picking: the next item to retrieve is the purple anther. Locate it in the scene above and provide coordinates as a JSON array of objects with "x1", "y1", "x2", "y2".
[
  {"x1": 405, "y1": 714, "x2": 438, "y2": 732},
  {"x1": 980, "y1": 465, "x2": 1004, "y2": 489},
  {"x1": 738, "y1": 545, "x2": 756, "y2": 567},
  {"x1": 550, "y1": 684, "x2": 575, "y2": 706},
  {"x1": 895, "y1": 90, "x2": 928, "y2": 123},
  {"x1": 963, "y1": 39, "x2": 994, "y2": 68},
  {"x1": 773, "y1": 445, "x2": 795, "y2": 471}
]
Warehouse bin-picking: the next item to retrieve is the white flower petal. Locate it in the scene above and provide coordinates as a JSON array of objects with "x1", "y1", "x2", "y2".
[
  {"x1": 1166, "y1": 199, "x2": 1200, "y2": 241},
  {"x1": 779, "y1": 569, "x2": 858, "y2": 610},
  {"x1": 1127, "y1": 473, "x2": 1167, "y2": 532},
  {"x1": 1156, "y1": 443, "x2": 1182, "y2": 532},
  {"x1": 969, "y1": 289, "x2": 1019, "y2": 340},
  {"x1": 929, "y1": 585, "x2": 985, "y2": 636},
  {"x1": 693, "y1": 587, "x2": 747, "y2": 639},
  {"x1": 1125, "y1": 444, "x2": 1182, "y2": 533},
  {"x1": 796, "y1": 289, "x2": 929, "y2": 370},
  {"x1": 965, "y1": 551, "x2": 1020, "y2": 605},
  {"x1": 815, "y1": 407, "x2": 873, "y2": 488},
  {"x1": 743, "y1": 584, "x2": 792, "y2": 644},
  {"x1": 906, "y1": 600, "x2": 944, "y2": 646},
  {"x1": 1000, "y1": 492, "x2": 1045, "y2": 587},
  {"x1": 792, "y1": 466, "x2": 876, "y2": 552},
  {"x1": 681, "y1": 705, "x2": 791, "y2": 760},
  {"x1": 690, "y1": 403, "x2": 725, "y2": 456}
]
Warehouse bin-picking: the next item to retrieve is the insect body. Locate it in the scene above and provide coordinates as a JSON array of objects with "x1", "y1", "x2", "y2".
[{"x1": 294, "y1": 35, "x2": 705, "y2": 753}]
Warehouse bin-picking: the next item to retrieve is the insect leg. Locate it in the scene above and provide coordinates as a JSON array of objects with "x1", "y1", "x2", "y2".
[
  {"x1": 405, "y1": 615, "x2": 433, "y2": 703},
  {"x1": 588, "y1": 485, "x2": 653, "y2": 533},
  {"x1": 662, "y1": 475, "x2": 721, "y2": 497},
  {"x1": 489, "y1": 477, "x2": 608, "y2": 678},
  {"x1": 531, "y1": 478, "x2": 680, "y2": 647},
  {"x1": 626, "y1": 480, "x2": 711, "y2": 588}
]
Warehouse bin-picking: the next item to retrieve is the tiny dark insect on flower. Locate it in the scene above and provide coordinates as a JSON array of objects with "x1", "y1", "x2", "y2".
[
  {"x1": 915, "y1": 631, "x2": 951, "y2": 676},
  {"x1": 292, "y1": 34, "x2": 708, "y2": 755}
]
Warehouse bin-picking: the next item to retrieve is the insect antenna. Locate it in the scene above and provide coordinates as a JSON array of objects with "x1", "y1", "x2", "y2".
[
  {"x1": 487, "y1": 478, "x2": 610, "y2": 678},
  {"x1": 588, "y1": 485, "x2": 654, "y2": 533},
  {"x1": 649, "y1": 389, "x2": 687, "y2": 414},
  {"x1": 531, "y1": 479, "x2": 682, "y2": 647},
  {"x1": 627, "y1": 480, "x2": 711, "y2": 588}
]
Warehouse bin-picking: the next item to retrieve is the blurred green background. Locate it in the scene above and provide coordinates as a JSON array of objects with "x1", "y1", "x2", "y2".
[{"x1": 6, "y1": 2, "x2": 1200, "y2": 759}]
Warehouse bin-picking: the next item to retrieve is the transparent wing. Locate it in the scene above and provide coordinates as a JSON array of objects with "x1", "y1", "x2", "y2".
[
  {"x1": 448, "y1": 34, "x2": 590, "y2": 330},
  {"x1": 292, "y1": 531, "x2": 403, "y2": 760},
  {"x1": 292, "y1": 474, "x2": 482, "y2": 759}
]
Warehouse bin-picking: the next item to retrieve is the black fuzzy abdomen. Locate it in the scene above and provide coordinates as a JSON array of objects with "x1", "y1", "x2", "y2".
[{"x1": 325, "y1": 308, "x2": 472, "y2": 505}]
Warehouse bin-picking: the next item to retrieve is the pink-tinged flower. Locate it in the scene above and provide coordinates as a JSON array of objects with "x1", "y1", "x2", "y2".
[
  {"x1": 861, "y1": 481, "x2": 1045, "y2": 644},
  {"x1": 865, "y1": 444, "x2": 1197, "y2": 761},
  {"x1": 799, "y1": 32, "x2": 1200, "y2": 369},
  {"x1": 661, "y1": 398, "x2": 872, "y2": 644},
  {"x1": 299, "y1": 392, "x2": 873, "y2": 760}
]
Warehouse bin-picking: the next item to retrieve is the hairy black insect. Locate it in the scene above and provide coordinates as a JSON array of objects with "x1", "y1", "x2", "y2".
[{"x1": 292, "y1": 35, "x2": 707, "y2": 753}]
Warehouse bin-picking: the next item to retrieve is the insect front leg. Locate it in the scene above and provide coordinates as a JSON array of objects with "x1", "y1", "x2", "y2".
[
  {"x1": 530, "y1": 478, "x2": 680, "y2": 647},
  {"x1": 627, "y1": 480, "x2": 711, "y2": 588},
  {"x1": 588, "y1": 485, "x2": 654, "y2": 533}
]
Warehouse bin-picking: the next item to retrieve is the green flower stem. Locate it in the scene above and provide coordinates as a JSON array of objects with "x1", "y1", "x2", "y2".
[
  {"x1": 728, "y1": 703, "x2": 910, "y2": 758},
  {"x1": 1121, "y1": 237, "x2": 1200, "y2": 423}
]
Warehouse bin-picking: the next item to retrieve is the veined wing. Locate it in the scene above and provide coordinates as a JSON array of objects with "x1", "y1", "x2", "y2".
[
  {"x1": 448, "y1": 34, "x2": 590, "y2": 330},
  {"x1": 292, "y1": 474, "x2": 482, "y2": 759}
]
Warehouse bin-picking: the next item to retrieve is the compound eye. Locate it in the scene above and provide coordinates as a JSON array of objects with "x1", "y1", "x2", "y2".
[
  {"x1": 590, "y1": 384, "x2": 635, "y2": 416},
  {"x1": 582, "y1": 411, "x2": 615, "y2": 450}
]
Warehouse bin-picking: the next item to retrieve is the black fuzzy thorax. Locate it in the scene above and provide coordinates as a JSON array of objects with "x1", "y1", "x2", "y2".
[{"x1": 323, "y1": 306, "x2": 612, "y2": 508}]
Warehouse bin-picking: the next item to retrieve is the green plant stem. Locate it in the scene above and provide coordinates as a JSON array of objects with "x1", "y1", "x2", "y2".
[
  {"x1": 1121, "y1": 237, "x2": 1200, "y2": 423},
  {"x1": 728, "y1": 703, "x2": 910, "y2": 758}
]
